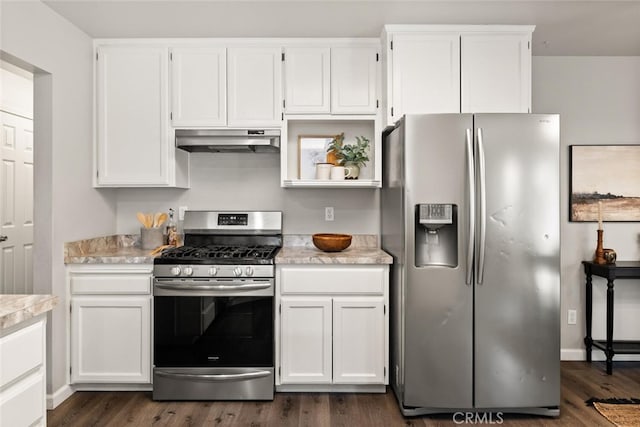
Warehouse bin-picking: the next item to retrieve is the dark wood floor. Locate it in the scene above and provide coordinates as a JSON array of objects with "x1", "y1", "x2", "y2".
[{"x1": 48, "y1": 361, "x2": 640, "y2": 426}]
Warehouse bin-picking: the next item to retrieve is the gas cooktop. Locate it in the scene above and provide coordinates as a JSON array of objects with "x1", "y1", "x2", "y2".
[{"x1": 154, "y1": 244, "x2": 281, "y2": 265}]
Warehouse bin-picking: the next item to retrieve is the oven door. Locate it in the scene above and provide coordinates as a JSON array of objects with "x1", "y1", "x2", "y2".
[{"x1": 153, "y1": 278, "x2": 274, "y2": 400}]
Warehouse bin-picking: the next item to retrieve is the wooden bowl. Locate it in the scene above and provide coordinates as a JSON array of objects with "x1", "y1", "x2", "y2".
[{"x1": 312, "y1": 233, "x2": 352, "y2": 252}]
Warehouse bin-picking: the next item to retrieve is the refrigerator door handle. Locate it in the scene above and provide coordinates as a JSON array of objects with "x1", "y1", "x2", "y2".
[
  {"x1": 476, "y1": 127, "x2": 487, "y2": 285},
  {"x1": 465, "y1": 128, "x2": 475, "y2": 286}
]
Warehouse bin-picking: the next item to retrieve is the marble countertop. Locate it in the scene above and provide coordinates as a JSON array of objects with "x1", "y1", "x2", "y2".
[
  {"x1": 0, "y1": 294, "x2": 59, "y2": 330},
  {"x1": 65, "y1": 234, "x2": 157, "y2": 264},
  {"x1": 276, "y1": 246, "x2": 392, "y2": 264},
  {"x1": 64, "y1": 234, "x2": 393, "y2": 265},
  {"x1": 276, "y1": 234, "x2": 393, "y2": 265}
]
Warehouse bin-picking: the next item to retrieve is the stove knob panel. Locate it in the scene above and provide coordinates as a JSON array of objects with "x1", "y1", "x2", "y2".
[
  {"x1": 208, "y1": 267, "x2": 218, "y2": 277},
  {"x1": 170, "y1": 267, "x2": 182, "y2": 276},
  {"x1": 245, "y1": 267, "x2": 254, "y2": 277},
  {"x1": 233, "y1": 267, "x2": 243, "y2": 277},
  {"x1": 183, "y1": 267, "x2": 194, "y2": 277}
]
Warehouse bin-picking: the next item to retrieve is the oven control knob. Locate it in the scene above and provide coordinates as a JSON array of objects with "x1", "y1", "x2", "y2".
[
  {"x1": 170, "y1": 266, "x2": 181, "y2": 276},
  {"x1": 183, "y1": 266, "x2": 194, "y2": 277},
  {"x1": 208, "y1": 267, "x2": 218, "y2": 277},
  {"x1": 245, "y1": 267, "x2": 254, "y2": 277},
  {"x1": 233, "y1": 267, "x2": 243, "y2": 277}
]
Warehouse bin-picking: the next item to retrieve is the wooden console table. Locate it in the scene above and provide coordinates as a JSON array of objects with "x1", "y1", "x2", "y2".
[{"x1": 583, "y1": 261, "x2": 640, "y2": 374}]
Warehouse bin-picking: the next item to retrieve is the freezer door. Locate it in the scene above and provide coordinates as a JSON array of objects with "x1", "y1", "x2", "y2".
[
  {"x1": 402, "y1": 114, "x2": 474, "y2": 409},
  {"x1": 473, "y1": 114, "x2": 560, "y2": 409}
]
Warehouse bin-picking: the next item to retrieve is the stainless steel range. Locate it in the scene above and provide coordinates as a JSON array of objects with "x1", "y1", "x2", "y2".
[{"x1": 152, "y1": 210, "x2": 282, "y2": 401}]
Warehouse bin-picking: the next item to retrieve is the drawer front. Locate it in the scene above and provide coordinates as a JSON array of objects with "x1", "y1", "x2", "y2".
[
  {"x1": 0, "y1": 319, "x2": 44, "y2": 386},
  {"x1": 71, "y1": 273, "x2": 151, "y2": 294},
  {"x1": 280, "y1": 266, "x2": 386, "y2": 294},
  {"x1": 0, "y1": 370, "x2": 45, "y2": 427}
]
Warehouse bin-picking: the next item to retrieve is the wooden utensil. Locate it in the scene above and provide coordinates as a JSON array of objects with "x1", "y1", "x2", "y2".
[
  {"x1": 149, "y1": 244, "x2": 172, "y2": 256},
  {"x1": 145, "y1": 213, "x2": 153, "y2": 228},
  {"x1": 136, "y1": 212, "x2": 148, "y2": 228},
  {"x1": 155, "y1": 212, "x2": 168, "y2": 228},
  {"x1": 153, "y1": 212, "x2": 162, "y2": 228}
]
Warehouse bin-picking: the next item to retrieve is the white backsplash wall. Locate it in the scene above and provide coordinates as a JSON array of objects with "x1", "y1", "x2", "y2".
[{"x1": 115, "y1": 151, "x2": 380, "y2": 235}]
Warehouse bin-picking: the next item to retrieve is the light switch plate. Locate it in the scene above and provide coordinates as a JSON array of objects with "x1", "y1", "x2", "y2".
[{"x1": 568, "y1": 309, "x2": 577, "y2": 325}]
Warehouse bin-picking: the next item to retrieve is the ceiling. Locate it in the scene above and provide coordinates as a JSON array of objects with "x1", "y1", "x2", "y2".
[{"x1": 41, "y1": 0, "x2": 640, "y2": 56}]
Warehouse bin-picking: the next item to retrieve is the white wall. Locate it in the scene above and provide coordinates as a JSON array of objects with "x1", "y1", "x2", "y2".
[
  {"x1": 0, "y1": 1, "x2": 117, "y2": 403},
  {"x1": 532, "y1": 56, "x2": 640, "y2": 360},
  {"x1": 116, "y1": 152, "x2": 380, "y2": 235}
]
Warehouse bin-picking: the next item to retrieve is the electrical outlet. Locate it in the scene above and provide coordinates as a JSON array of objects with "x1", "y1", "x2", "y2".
[
  {"x1": 178, "y1": 206, "x2": 188, "y2": 221},
  {"x1": 568, "y1": 309, "x2": 577, "y2": 325},
  {"x1": 325, "y1": 207, "x2": 334, "y2": 221}
]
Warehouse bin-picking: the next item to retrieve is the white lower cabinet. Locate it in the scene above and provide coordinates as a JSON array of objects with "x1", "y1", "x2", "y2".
[
  {"x1": 276, "y1": 265, "x2": 389, "y2": 391},
  {"x1": 332, "y1": 298, "x2": 385, "y2": 384},
  {"x1": 0, "y1": 317, "x2": 46, "y2": 427},
  {"x1": 280, "y1": 297, "x2": 332, "y2": 384},
  {"x1": 68, "y1": 265, "x2": 152, "y2": 385}
]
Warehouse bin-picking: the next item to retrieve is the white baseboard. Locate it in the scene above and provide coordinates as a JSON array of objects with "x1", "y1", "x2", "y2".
[
  {"x1": 561, "y1": 349, "x2": 585, "y2": 361},
  {"x1": 47, "y1": 384, "x2": 74, "y2": 410},
  {"x1": 561, "y1": 348, "x2": 640, "y2": 362}
]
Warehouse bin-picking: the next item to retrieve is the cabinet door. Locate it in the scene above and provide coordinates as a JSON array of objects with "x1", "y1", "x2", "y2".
[
  {"x1": 280, "y1": 297, "x2": 332, "y2": 384},
  {"x1": 390, "y1": 33, "x2": 460, "y2": 122},
  {"x1": 461, "y1": 33, "x2": 531, "y2": 113},
  {"x1": 71, "y1": 296, "x2": 151, "y2": 383},
  {"x1": 96, "y1": 46, "x2": 169, "y2": 185},
  {"x1": 227, "y1": 47, "x2": 282, "y2": 127},
  {"x1": 331, "y1": 46, "x2": 378, "y2": 114},
  {"x1": 284, "y1": 47, "x2": 330, "y2": 114},
  {"x1": 170, "y1": 47, "x2": 226, "y2": 126},
  {"x1": 333, "y1": 297, "x2": 385, "y2": 384}
]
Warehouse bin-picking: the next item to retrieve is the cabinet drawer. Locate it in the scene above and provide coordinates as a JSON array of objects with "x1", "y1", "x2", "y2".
[
  {"x1": 0, "y1": 370, "x2": 45, "y2": 427},
  {"x1": 280, "y1": 266, "x2": 385, "y2": 294},
  {"x1": 71, "y1": 273, "x2": 151, "y2": 294},
  {"x1": 0, "y1": 320, "x2": 44, "y2": 386}
]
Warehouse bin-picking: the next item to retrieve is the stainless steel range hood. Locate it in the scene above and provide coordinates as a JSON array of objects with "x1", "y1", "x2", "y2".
[{"x1": 175, "y1": 129, "x2": 280, "y2": 153}]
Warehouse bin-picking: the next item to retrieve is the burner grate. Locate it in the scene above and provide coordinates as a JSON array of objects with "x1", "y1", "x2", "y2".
[{"x1": 158, "y1": 245, "x2": 280, "y2": 262}]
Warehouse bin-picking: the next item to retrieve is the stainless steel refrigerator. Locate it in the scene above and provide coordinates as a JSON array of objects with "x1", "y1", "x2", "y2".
[{"x1": 381, "y1": 114, "x2": 560, "y2": 416}]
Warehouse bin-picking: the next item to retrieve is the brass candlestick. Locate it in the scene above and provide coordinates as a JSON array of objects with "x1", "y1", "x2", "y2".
[{"x1": 594, "y1": 229, "x2": 606, "y2": 264}]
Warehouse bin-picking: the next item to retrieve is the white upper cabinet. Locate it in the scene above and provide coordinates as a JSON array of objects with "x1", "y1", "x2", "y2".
[
  {"x1": 170, "y1": 47, "x2": 227, "y2": 127},
  {"x1": 390, "y1": 33, "x2": 461, "y2": 123},
  {"x1": 283, "y1": 45, "x2": 379, "y2": 115},
  {"x1": 96, "y1": 45, "x2": 169, "y2": 186},
  {"x1": 461, "y1": 33, "x2": 531, "y2": 113},
  {"x1": 383, "y1": 25, "x2": 534, "y2": 125},
  {"x1": 284, "y1": 47, "x2": 331, "y2": 114},
  {"x1": 227, "y1": 47, "x2": 282, "y2": 127},
  {"x1": 95, "y1": 44, "x2": 189, "y2": 188},
  {"x1": 331, "y1": 46, "x2": 378, "y2": 114}
]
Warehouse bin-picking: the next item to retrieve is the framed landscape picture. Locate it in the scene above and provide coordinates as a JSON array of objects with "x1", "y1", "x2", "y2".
[{"x1": 569, "y1": 145, "x2": 640, "y2": 222}]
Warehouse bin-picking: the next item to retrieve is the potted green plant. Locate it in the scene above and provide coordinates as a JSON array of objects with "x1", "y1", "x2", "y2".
[{"x1": 339, "y1": 136, "x2": 370, "y2": 179}]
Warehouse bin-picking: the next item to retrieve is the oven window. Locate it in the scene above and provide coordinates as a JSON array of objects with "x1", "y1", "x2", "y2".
[{"x1": 154, "y1": 296, "x2": 273, "y2": 367}]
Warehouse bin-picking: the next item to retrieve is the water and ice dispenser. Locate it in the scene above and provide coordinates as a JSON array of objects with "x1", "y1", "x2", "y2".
[{"x1": 415, "y1": 204, "x2": 458, "y2": 267}]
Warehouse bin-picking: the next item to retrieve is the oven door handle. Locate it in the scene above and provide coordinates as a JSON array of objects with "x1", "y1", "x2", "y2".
[
  {"x1": 155, "y1": 370, "x2": 272, "y2": 382},
  {"x1": 154, "y1": 281, "x2": 271, "y2": 292}
]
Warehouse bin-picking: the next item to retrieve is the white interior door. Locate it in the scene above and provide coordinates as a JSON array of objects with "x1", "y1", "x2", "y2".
[{"x1": 0, "y1": 111, "x2": 34, "y2": 294}]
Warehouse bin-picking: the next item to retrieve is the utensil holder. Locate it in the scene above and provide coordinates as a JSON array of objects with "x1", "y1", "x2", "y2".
[{"x1": 141, "y1": 227, "x2": 163, "y2": 250}]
